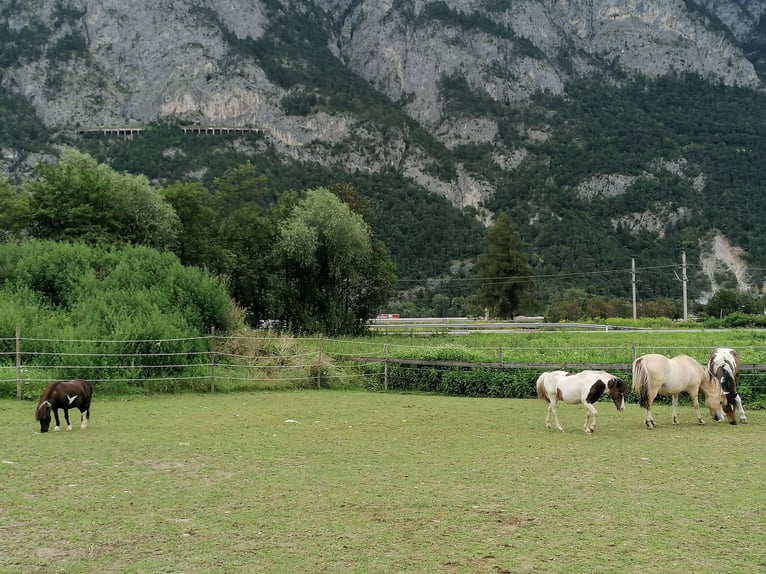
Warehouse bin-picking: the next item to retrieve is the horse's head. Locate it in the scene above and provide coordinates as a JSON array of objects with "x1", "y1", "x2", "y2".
[
  {"x1": 714, "y1": 370, "x2": 739, "y2": 425},
  {"x1": 702, "y1": 369, "x2": 728, "y2": 422},
  {"x1": 36, "y1": 400, "x2": 52, "y2": 433},
  {"x1": 606, "y1": 377, "x2": 628, "y2": 411}
]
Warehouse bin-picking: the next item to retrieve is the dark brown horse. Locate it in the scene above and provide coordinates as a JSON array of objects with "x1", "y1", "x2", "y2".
[{"x1": 35, "y1": 380, "x2": 92, "y2": 433}]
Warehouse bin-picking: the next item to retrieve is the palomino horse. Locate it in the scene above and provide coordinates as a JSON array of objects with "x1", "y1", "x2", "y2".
[
  {"x1": 708, "y1": 347, "x2": 747, "y2": 424},
  {"x1": 632, "y1": 354, "x2": 727, "y2": 429},
  {"x1": 536, "y1": 370, "x2": 627, "y2": 433},
  {"x1": 35, "y1": 380, "x2": 92, "y2": 433}
]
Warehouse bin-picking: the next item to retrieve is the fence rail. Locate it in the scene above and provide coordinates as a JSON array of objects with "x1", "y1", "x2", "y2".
[{"x1": 5, "y1": 326, "x2": 766, "y2": 399}]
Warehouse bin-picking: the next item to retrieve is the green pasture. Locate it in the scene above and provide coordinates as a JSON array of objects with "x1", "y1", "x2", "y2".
[
  {"x1": 2, "y1": 391, "x2": 764, "y2": 573},
  {"x1": 331, "y1": 328, "x2": 766, "y2": 364}
]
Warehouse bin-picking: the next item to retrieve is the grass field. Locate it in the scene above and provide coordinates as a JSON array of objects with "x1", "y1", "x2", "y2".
[{"x1": 1, "y1": 390, "x2": 764, "y2": 573}]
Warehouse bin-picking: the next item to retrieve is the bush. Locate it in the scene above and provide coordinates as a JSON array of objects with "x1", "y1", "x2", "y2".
[{"x1": 385, "y1": 364, "x2": 539, "y2": 398}]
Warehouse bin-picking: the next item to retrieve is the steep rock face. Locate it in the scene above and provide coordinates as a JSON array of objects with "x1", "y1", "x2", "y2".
[
  {"x1": 334, "y1": 0, "x2": 761, "y2": 134},
  {"x1": 4, "y1": 0, "x2": 275, "y2": 128},
  {"x1": 2, "y1": 0, "x2": 766, "y2": 275},
  {"x1": 4, "y1": 0, "x2": 762, "y2": 133}
]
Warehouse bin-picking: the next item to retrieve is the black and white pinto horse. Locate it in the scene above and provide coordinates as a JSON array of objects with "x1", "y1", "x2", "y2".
[
  {"x1": 708, "y1": 347, "x2": 747, "y2": 424},
  {"x1": 632, "y1": 354, "x2": 727, "y2": 429},
  {"x1": 536, "y1": 370, "x2": 627, "y2": 433},
  {"x1": 35, "y1": 379, "x2": 92, "y2": 433}
]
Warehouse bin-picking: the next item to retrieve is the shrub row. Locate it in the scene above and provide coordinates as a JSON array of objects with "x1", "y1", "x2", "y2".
[{"x1": 378, "y1": 364, "x2": 766, "y2": 409}]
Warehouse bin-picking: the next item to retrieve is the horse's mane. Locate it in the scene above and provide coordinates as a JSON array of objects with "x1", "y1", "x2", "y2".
[{"x1": 37, "y1": 381, "x2": 61, "y2": 403}]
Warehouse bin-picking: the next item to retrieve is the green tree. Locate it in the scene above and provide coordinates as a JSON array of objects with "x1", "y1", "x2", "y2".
[
  {"x1": 273, "y1": 188, "x2": 395, "y2": 334},
  {"x1": 704, "y1": 289, "x2": 761, "y2": 319},
  {"x1": 162, "y1": 182, "x2": 234, "y2": 274},
  {"x1": 26, "y1": 148, "x2": 180, "y2": 249},
  {"x1": 212, "y1": 161, "x2": 272, "y2": 215},
  {"x1": 474, "y1": 213, "x2": 534, "y2": 318},
  {"x1": 221, "y1": 205, "x2": 277, "y2": 326},
  {"x1": 0, "y1": 177, "x2": 31, "y2": 240}
]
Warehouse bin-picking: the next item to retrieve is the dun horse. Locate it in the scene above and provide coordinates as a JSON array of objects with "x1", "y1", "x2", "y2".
[
  {"x1": 708, "y1": 347, "x2": 747, "y2": 424},
  {"x1": 35, "y1": 379, "x2": 92, "y2": 433},
  {"x1": 632, "y1": 354, "x2": 726, "y2": 429},
  {"x1": 536, "y1": 370, "x2": 627, "y2": 433}
]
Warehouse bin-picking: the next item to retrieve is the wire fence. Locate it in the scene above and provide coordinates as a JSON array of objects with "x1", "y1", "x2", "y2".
[{"x1": 4, "y1": 328, "x2": 766, "y2": 401}]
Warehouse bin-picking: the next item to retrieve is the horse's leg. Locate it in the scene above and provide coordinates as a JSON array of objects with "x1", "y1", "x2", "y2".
[
  {"x1": 53, "y1": 408, "x2": 62, "y2": 432},
  {"x1": 672, "y1": 394, "x2": 680, "y2": 425},
  {"x1": 80, "y1": 407, "x2": 89, "y2": 429},
  {"x1": 551, "y1": 398, "x2": 564, "y2": 432},
  {"x1": 63, "y1": 408, "x2": 73, "y2": 431},
  {"x1": 689, "y1": 389, "x2": 705, "y2": 425},
  {"x1": 545, "y1": 400, "x2": 553, "y2": 429},
  {"x1": 584, "y1": 403, "x2": 598, "y2": 434},
  {"x1": 643, "y1": 395, "x2": 656, "y2": 429},
  {"x1": 736, "y1": 394, "x2": 748, "y2": 423}
]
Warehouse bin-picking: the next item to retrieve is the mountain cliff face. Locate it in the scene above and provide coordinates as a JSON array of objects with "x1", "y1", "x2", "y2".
[{"x1": 2, "y1": 0, "x2": 766, "y2": 299}]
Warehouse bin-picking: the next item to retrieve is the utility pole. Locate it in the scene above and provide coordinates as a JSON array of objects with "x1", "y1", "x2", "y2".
[
  {"x1": 682, "y1": 250, "x2": 688, "y2": 321},
  {"x1": 631, "y1": 258, "x2": 637, "y2": 320}
]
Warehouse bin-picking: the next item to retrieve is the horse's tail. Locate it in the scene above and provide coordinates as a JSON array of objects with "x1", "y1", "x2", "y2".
[
  {"x1": 632, "y1": 358, "x2": 651, "y2": 409},
  {"x1": 79, "y1": 380, "x2": 93, "y2": 405},
  {"x1": 536, "y1": 373, "x2": 550, "y2": 402}
]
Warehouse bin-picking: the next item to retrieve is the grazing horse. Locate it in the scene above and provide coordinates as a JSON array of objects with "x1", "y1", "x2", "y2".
[
  {"x1": 536, "y1": 370, "x2": 628, "y2": 433},
  {"x1": 631, "y1": 354, "x2": 727, "y2": 429},
  {"x1": 35, "y1": 380, "x2": 92, "y2": 433},
  {"x1": 708, "y1": 347, "x2": 747, "y2": 424}
]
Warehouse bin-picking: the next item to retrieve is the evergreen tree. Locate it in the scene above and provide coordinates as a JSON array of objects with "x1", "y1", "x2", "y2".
[{"x1": 475, "y1": 213, "x2": 534, "y2": 318}]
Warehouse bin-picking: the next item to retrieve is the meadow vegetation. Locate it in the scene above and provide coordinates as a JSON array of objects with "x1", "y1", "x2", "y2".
[{"x1": 1, "y1": 391, "x2": 764, "y2": 573}]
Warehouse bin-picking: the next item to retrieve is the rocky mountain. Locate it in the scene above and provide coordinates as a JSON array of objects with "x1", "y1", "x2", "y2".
[{"x1": 2, "y1": 0, "x2": 766, "y2": 304}]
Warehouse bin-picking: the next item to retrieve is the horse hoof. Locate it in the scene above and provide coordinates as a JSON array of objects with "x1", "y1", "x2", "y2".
[
  {"x1": 585, "y1": 429, "x2": 593, "y2": 434},
  {"x1": 66, "y1": 426, "x2": 72, "y2": 431},
  {"x1": 53, "y1": 426, "x2": 61, "y2": 432}
]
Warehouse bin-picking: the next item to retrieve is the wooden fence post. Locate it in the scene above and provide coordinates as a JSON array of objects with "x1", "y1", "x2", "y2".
[
  {"x1": 15, "y1": 324, "x2": 22, "y2": 400},
  {"x1": 317, "y1": 335, "x2": 323, "y2": 388},
  {"x1": 210, "y1": 326, "x2": 216, "y2": 393},
  {"x1": 384, "y1": 343, "x2": 389, "y2": 391}
]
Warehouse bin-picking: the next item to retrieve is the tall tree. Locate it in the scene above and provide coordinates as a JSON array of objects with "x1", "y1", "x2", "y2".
[
  {"x1": 274, "y1": 188, "x2": 395, "y2": 334},
  {"x1": 212, "y1": 161, "x2": 272, "y2": 216},
  {"x1": 162, "y1": 182, "x2": 233, "y2": 274},
  {"x1": 475, "y1": 212, "x2": 534, "y2": 318}
]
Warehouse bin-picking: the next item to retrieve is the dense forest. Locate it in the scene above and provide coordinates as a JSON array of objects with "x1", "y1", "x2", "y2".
[{"x1": 56, "y1": 73, "x2": 766, "y2": 315}]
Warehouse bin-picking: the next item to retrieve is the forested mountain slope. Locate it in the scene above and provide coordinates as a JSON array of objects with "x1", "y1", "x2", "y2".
[{"x1": 2, "y1": 0, "x2": 766, "y2": 308}]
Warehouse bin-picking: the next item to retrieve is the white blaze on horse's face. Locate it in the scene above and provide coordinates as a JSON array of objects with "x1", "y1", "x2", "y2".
[
  {"x1": 704, "y1": 378, "x2": 727, "y2": 422},
  {"x1": 607, "y1": 377, "x2": 628, "y2": 412}
]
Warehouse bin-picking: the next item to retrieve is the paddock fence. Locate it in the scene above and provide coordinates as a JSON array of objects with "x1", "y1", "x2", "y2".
[{"x1": 3, "y1": 326, "x2": 766, "y2": 403}]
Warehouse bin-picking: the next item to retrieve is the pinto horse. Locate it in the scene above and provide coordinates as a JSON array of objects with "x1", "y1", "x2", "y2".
[
  {"x1": 708, "y1": 347, "x2": 747, "y2": 424},
  {"x1": 632, "y1": 354, "x2": 727, "y2": 429},
  {"x1": 536, "y1": 369, "x2": 627, "y2": 433},
  {"x1": 35, "y1": 380, "x2": 92, "y2": 433}
]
